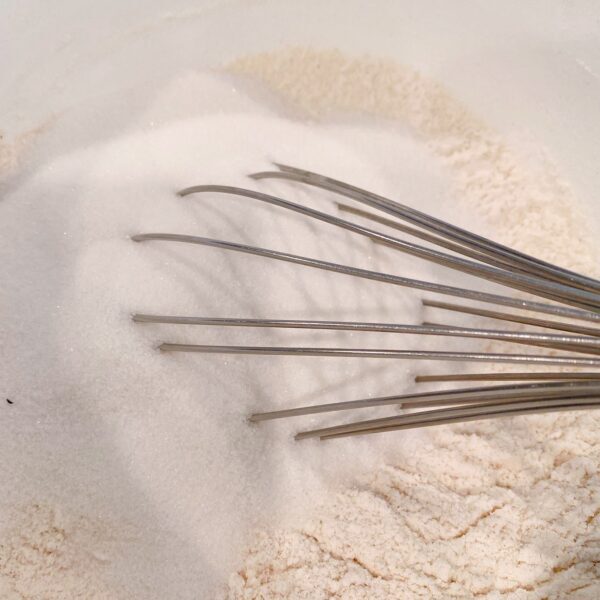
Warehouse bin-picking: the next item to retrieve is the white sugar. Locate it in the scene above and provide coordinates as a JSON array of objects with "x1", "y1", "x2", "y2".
[{"x1": 0, "y1": 70, "x2": 457, "y2": 598}]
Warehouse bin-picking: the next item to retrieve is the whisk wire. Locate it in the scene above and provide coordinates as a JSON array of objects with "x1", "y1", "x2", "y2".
[
  {"x1": 251, "y1": 163, "x2": 600, "y2": 294},
  {"x1": 250, "y1": 381, "x2": 600, "y2": 421},
  {"x1": 131, "y1": 234, "x2": 600, "y2": 324},
  {"x1": 178, "y1": 184, "x2": 600, "y2": 311},
  {"x1": 132, "y1": 163, "x2": 600, "y2": 441}
]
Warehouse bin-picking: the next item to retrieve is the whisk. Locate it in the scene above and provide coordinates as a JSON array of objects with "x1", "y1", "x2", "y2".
[{"x1": 131, "y1": 163, "x2": 600, "y2": 440}]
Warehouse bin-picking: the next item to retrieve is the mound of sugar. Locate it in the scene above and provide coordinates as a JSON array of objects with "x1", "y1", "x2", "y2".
[{"x1": 1, "y1": 71, "x2": 464, "y2": 598}]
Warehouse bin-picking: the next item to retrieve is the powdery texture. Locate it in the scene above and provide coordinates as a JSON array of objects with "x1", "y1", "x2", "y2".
[
  {"x1": 0, "y1": 504, "x2": 126, "y2": 599},
  {"x1": 0, "y1": 122, "x2": 49, "y2": 186},
  {"x1": 226, "y1": 49, "x2": 600, "y2": 599},
  {"x1": 0, "y1": 134, "x2": 24, "y2": 179}
]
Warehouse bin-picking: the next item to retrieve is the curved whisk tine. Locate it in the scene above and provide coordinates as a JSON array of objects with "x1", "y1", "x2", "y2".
[
  {"x1": 156, "y1": 342, "x2": 600, "y2": 368},
  {"x1": 132, "y1": 165, "x2": 600, "y2": 443},
  {"x1": 414, "y1": 372, "x2": 600, "y2": 383},
  {"x1": 311, "y1": 400, "x2": 600, "y2": 440},
  {"x1": 249, "y1": 381, "x2": 600, "y2": 422},
  {"x1": 131, "y1": 233, "x2": 600, "y2": 324},
  {"x1": 132, "y1": 314, "x2": 600, "y2": 355},
  {"x1": 250, "y1": 162, "x2": 600, "y2": 294},
  {"x1": 177, "y1": 184, "x2": 600, "y2": 311},
  {"x1": 422, "y1": 299, "x2": 600, "y2": 337}
]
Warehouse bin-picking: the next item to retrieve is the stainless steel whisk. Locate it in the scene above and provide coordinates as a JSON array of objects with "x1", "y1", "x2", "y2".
[{"x1": 131, "y1": 163, "x2": 600, "y2": 440}]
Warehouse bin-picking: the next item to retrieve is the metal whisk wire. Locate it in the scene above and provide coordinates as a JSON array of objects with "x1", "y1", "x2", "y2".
[{"x1": 131, "y1": 163, "x2": 600, "y2": 440}]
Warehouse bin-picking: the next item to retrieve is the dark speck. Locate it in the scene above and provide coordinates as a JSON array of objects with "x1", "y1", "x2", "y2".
[{"x1": 6, "y1": 399, "x2": 13, "y2": 405}]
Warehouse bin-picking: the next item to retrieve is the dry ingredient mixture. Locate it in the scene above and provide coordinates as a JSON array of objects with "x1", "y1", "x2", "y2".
[
  {"x1": 225, "y1": 49, "x2": 600, "y2": 599},
  {"x1": 0, "y1": 47, "x2": 598, "y2": 600}
]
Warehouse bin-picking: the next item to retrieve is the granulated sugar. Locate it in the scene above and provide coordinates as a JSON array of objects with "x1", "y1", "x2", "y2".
[
  {"x1": 1, "y1": 68, "x2": 456, "y2": 598},
  {"x1": 225, "y1": 49, "x2": 600, "y2": 599},
  {"x1": 1, "y1": 47, "x2": 598, "y2": 600}
]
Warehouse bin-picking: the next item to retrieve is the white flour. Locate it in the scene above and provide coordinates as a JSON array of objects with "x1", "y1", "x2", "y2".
[
  {"x1": 0, "y1": 47, "x2": 598, "y2": 599},
  {"x1": 0, "y1": 504, "x2": 126, "y2": 599}
]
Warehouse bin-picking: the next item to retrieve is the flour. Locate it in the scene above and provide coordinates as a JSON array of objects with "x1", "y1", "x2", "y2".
[
  {"x1": 0, "y1": 505, "x2": 127, "y2": 600},
  {"x1": 225, "y1": 49, "x2": 600, "y2": 599},
  {"x1": 0, "y1": 128, "x2": 41, "y2": 183}
]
